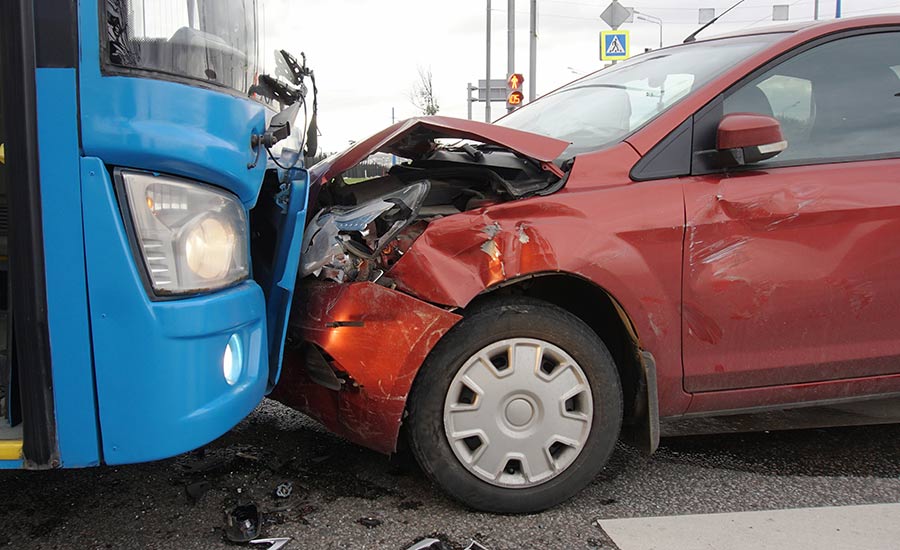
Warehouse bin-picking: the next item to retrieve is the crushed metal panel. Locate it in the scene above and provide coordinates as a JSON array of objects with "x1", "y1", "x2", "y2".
[{"x1": 308, "y1": 116, "x2": 570, "y2": 184}]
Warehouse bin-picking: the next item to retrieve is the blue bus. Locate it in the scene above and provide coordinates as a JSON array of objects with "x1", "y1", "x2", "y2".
[{"x1": 1, "y1": 0, "x2": 311, "y2": 469}]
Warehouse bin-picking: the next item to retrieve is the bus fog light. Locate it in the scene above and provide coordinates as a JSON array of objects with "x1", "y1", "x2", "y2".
[{"x1": 223, "y1": 334, "x2": 243, "y2": 385}]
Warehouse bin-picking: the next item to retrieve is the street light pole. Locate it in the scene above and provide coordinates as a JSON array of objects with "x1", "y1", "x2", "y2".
[
  {"x1": 507, "y1": 0, "x2": 515, "y2": 113},
  {"x1": 529, "y1": 0, "x2": 537, "y2": 102},
  {"x1": 486, "y1": 0, "x2": 492, "y2": 122},
  {"x1": 635, "y1": 11, "x2": 663, "y2": 49}
]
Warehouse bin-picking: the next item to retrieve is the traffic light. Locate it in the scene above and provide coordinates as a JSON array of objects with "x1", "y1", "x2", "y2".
[
  {"x1": 507, "y1": 73, "x2": 525, "y2": 110},
  {"x1": 508, "y1": 73, "x2": 524, "y2": 91},
  {"x1": 507, "y1": 91, "x2": 524, "y2": 107}
]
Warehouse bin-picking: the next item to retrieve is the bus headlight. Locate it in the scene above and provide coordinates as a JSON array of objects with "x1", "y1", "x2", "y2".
[{"x1": 120, "y1": 170, "x2": 249, "y2": 296}]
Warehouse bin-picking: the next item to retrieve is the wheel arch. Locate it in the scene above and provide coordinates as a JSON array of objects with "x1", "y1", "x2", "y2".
[{"x1": 468, "y1": 272, "x2": 660, "y2": 454}]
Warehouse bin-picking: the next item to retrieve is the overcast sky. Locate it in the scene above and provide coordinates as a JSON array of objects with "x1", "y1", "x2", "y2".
[{"x1": 261, "y1": 0, "x2": 900, "y2": 153}]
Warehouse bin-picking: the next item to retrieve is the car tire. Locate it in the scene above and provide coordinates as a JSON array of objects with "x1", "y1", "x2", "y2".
[{"x1": 407, "y1": 296, "x2": 623, "y2": 514}]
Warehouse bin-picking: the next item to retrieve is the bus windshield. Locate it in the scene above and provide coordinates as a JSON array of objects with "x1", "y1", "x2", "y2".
[{"x1": 105, "y1": 0, "x2": 260, "y2": 95}]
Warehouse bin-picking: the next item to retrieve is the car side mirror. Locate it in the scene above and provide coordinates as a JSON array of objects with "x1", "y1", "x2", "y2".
[{"x1": 716, "y1": 113, "x2": 787, "y2": 167}]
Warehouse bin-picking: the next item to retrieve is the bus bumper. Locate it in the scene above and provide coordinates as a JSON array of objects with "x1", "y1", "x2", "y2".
[{"x1": 81, "y1": 159, "x2": 269, "y2": 465}]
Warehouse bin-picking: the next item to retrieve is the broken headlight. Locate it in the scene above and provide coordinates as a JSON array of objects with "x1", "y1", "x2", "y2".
[
  {"x1": 300, "y1": 181, "x2": 430, "y2": 282},
  {"x1": 120, "y1": 170, "x2": 249, "y2": 296}
]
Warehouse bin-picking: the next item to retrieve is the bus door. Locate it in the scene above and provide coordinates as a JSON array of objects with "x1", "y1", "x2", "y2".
[{"x1": 0, "y1": 0, "x2": 59, "y2": 469}]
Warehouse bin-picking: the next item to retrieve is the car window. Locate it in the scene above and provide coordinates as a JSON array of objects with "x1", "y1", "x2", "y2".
[
  {"x1": 755, "y1": 75, "x2": 814, "y2": 144},
  {"x1": 724, "y1": 31, "x2": 900, "y2": 165},
  {"x1": 497, "y1": 34, "x2": 783, "y2": 160}
]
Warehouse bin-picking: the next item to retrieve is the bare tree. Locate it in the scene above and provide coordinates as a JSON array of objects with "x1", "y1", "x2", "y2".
[{"x1": 410, "y1": 66, "x2": 440, "y2": 116}]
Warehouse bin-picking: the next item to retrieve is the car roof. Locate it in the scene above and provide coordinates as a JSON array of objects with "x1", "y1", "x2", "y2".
[{"x1": 703, "y1": 14, "x2": 900, "y2": 42}]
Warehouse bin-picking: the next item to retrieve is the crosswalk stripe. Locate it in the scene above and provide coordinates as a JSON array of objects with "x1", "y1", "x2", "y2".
[{"x1": 599, "y1": 503, "x2": 900, "y2": 550}]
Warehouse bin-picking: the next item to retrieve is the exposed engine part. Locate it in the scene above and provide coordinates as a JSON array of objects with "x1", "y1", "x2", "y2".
[
  {"x1": 300, "y1": 181, "x2": 429, "y2": 281},
  {"x1": 302, "y1": 141, "x2": 559, "y2": 285}
]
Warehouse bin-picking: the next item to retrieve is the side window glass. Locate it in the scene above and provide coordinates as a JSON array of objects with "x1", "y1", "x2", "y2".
[
  {"x1": 756, "y1": 75, "x2": 814, "y2": 145},
  {"x1": 724, "y1": 32, "x2": 900, "y2": 165}
]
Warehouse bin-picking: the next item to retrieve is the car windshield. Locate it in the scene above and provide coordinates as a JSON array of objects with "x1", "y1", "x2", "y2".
[
  {"x1": 497, "y1": 34, "x2": 784, "y2": 160},
  {"x1": 105, "y1": 0, "x2": 260, "y2": 95}
]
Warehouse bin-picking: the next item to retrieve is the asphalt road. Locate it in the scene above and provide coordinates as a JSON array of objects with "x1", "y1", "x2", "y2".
[{"x1": 1, "y1": 399, "x2": 899, "y2": 550}]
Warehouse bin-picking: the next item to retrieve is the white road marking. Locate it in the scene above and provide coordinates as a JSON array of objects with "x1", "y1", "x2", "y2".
[{"x1": 600, "y1": 503, "x2": 900, "y2": 550}]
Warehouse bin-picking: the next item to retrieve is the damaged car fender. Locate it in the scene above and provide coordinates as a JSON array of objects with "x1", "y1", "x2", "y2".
[{"x1": 389, "y1": 145, "x2": 689, "y2": 416}]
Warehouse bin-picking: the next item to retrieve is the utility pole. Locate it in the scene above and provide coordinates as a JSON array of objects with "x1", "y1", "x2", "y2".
[
  {"x1": 529, "y1": 0, "x2": 537, "y2": 102},
  {"x1": 813, "y1": 0, "x2": 819, "y2": 20},
  {"x1": 485, "y1": 0, "x2": 492, "y2": 122},
  {"x1": 391, "y1": 108, "x2": 397, "y2": 165},
  {"x1": 835, "y1": 0, "x2": 842, "y2": 18},
  {"x1": 507, "y1": 0, "x2": 516, "y2": 113}
]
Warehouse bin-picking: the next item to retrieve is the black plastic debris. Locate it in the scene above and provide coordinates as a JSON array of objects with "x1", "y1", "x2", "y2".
[
  {"x1": 185, "y1": 481, "x2": 211, "y2": 504},
  {"x1": 274, "y1": 481, "x2": 293, "y2": 499},
  {"x1": 599, "y1": 498, "x2": 618, "y2": 506},
  {"x1": 224, "y1": 502, "x2": 263, "y2": 543},
  {"x1": 357, "y1": 516, "x2": 383, "y2": 528}
]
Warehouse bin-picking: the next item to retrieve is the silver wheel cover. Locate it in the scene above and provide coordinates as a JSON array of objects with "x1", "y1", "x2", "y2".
[{"x1": 443, "y1": 338, "x2": 594, "y2": 488}]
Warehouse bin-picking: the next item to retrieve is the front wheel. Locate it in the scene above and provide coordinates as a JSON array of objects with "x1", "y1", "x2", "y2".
[{"x1": 407, "y1": 298, "x2": 623, "y2": 513}]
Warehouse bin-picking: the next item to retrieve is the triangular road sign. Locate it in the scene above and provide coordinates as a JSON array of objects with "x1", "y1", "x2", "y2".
[{"x1": 607, "y1": 36, "x2": 625, "y2": 55}]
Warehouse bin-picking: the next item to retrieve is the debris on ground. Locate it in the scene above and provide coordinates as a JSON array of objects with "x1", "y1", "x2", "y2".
[
  {"x1": 224, "y1": 501, "x2": 263, "y2": 543},
  {"x1": 249, "y1": 538, "x2": 291, "y2": 550},
  {"x1": 398, "y1": 499, "x2": 423, "y2": 511},
  {"x1": 599, "y1": 498, "x2": 618, "y2": 506},
  {"x1": 274, "y1": 481, "x2": 293, "y2": 499},
  {"x1": 405, "y1": 539, "x2": 489, "y2": 550},
  {"x1": 296, "y1": 504, "x2": 319, "y2": 526},
  {"x1": 357, "y1": 516, "x2": 383, "y2": 528},
  {"x1": 236, "y1": 451, "x2": 261, "y2": 462},
  {"x1": 267, "y1": 502, "x2": 292, "y2": 514},
  {"x1": 184, "y1": 481, "x2": 211, "y2": 504},
  {"x1": 406, "y1": 539, "x2": 447, "y2": 550}
]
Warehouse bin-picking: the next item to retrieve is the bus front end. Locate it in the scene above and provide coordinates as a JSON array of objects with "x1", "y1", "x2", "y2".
[{"x1": 1, "y1": 0, "x2": 307, "y2": 468}]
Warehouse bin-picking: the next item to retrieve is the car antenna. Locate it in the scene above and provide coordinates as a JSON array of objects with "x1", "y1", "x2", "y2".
[{"x1": 683, "y1": 0, "x2": 746, "y2": 43}]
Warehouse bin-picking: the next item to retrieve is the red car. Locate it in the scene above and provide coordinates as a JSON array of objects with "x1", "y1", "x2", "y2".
[{"x1": 271, "y1": 16, "x2": 900, "y2": 513}]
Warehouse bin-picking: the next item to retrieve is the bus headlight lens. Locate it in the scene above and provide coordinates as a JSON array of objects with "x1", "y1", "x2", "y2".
[
  {"x1": 121, "y1": 170, "x2": 249, "y2": 296},
  {"x1": 185, "y1": 217, "x2": 235, "y2": 280}
]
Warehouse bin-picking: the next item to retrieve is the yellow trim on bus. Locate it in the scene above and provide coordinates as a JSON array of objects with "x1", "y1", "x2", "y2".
[{"x1": 0, "y1": 440, "x2": 23, "y2": 460}]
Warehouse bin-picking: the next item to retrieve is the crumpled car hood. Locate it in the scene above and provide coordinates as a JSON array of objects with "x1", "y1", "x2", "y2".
[{"x1": 308, "y1": 116, "x2": 570, "y2": 185}]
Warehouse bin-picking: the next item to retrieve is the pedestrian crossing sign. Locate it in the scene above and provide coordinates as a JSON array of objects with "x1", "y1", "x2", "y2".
[{"x1": 601, "y1": 30, "x2": 630, "y2": 61}]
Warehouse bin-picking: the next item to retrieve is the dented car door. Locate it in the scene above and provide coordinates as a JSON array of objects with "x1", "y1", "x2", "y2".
[{"x1": 682, "y1": 30, "x2": 900, "y2": 393}]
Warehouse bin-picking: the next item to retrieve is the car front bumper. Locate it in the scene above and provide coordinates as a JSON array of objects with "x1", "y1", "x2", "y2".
[{"x1": 271, "y1": 281, "x2": 461, "y2": 454}]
